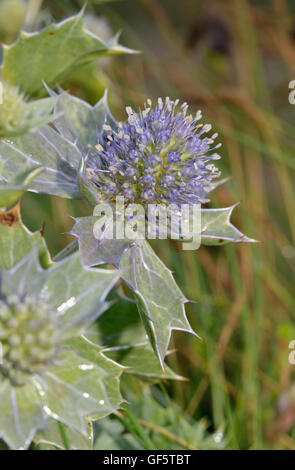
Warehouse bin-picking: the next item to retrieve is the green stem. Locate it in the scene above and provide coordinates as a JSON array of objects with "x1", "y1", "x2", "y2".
[
  {"x1": 117, "y1": 406, "x2": 155, "y2": 450},
  {"x1": 57, "y1": 422, "x2": 71, "y2": 450}
]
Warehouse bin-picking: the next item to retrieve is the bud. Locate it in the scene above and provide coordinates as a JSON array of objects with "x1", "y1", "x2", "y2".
[
  {"x1": 0, "y1": 81, "x2": 27, "y2": 137},
  {"x1": 0, "y1": 296, "x2": 60, "y2": 386}
]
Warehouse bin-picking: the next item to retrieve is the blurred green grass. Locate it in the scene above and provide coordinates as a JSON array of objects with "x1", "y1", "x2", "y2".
[{"x1": 13, "y1": 0, "x2": 295, "y2": 449}]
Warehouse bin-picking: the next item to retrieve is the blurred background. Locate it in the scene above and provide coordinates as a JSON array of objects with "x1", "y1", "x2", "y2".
[{"x1": 1, "y1": 0, "x2": 295, "y2": 450}]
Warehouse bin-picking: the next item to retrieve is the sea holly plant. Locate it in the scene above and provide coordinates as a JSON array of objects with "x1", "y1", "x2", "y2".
[
  {"x1": 0, "y1": 9, "x2": 255, "y2": 450},
  {"x1": 0, "y1": 90, "x2": 254, "y2": 368},
  {"x1": 0, "y1": 238, "x2": 124, "y2": 449}
]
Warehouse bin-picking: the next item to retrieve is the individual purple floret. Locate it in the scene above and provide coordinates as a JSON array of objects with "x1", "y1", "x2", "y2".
[{"x1": 89, "y1": 97, "x2": 222, "y2": 207}]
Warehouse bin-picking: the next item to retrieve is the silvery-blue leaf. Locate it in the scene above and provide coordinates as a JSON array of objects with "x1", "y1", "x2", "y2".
[
  {"x1": 119, "y1": 240, "x2": 196, "y2": 367},
  {"x1": 52, "y1": 89, "x2": 117, "y2": 153},
  {"x1": 0, "y1": 379, "x2": 46, "y2": 450},
  {"x1": 70, "y1": 215, "x2": 132, "y2": 268},
  {"x1": 0, "y1": 126, "x2": 82, "y2": 198},
  {"x1": 200, "y1": 205, "x2": 257, "y2": 245}
]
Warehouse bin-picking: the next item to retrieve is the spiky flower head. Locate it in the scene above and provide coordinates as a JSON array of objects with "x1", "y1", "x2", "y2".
[
  {"x1": 89, "y1": 97, "x2": 221, "y2": 207},
  {"x1": 0, "y1": 295, "x2": 60, "y2": 387},
  {"x1": 0, "y1": 82, "x2": 56, "y2": 138},
  {"x1": 0, "y1": 82, "x2": 26, "y2": 136}
]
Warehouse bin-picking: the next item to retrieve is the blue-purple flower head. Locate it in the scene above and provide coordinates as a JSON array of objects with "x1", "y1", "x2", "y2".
[{"x1": 90, "y1": 97, "x2": 222, "y2": 207}]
